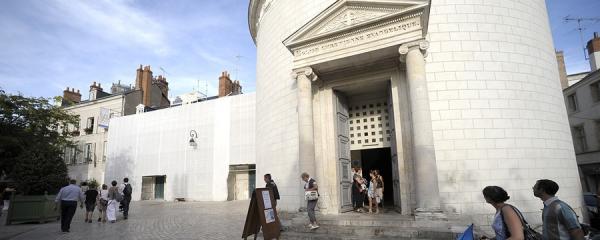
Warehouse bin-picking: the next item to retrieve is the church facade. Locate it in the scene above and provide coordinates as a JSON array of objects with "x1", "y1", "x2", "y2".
[{"x1": 248, "y1": 0, "x2": 583, "y2": 225}]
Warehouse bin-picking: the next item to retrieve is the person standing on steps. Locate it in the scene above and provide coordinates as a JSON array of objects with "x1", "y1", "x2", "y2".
[
  {"x1": 352, "y1": 173, "x2": 365, "y2": 212},
  {"x1": 301, "y1": 172, "x2": 319, "y2": 230},
  {"x1": 374, "y1": 169, "x2": 384, "y2": 209},
  {"x1": 121, "y1": 178, "x2": 132, "y2": 219},
  {"x1": 54, "y1": 179, "x2": 84, "y2": 233},
  {"x1": 367, "y1": 170, "x2": 379, "y2": 214}
]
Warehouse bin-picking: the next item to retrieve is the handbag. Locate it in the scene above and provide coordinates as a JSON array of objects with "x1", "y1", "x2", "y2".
[
  {"x1": 305, "y1": 191, "x2": 319, "y2": 201},
  {"x1": 505, "y1": 205, "x2": 542, "y2": 240}
]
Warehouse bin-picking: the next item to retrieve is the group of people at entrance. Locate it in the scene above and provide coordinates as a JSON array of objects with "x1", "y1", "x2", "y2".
[
  {"x1": 481, "y1": 179, "x2": 585, "y2": 240},
  {"x1": 54, "y1": 178, "x2": 132, "y2": 233},
  {"x1": 351, "y1": 168, "x2": 384, "y2": 214}
]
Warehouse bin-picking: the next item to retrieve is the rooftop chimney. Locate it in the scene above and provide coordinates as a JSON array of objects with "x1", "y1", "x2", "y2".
[
  {"x1": 587, "y1": 32, "x2": 600, "y2": 71},
  {"x1": 556, "y1": 51, "x2": 568, "y2": 89},
  {"x1": 62, "y1": 87, "x2": 82, "y2": 106}
]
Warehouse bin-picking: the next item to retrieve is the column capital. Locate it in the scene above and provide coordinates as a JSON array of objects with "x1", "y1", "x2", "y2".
[
  {"x1": 291, "y1": 67, "x2": 318, "y2": 82},
  {"x1": 398, "y1": 40, "x2": 429, "y2": 62}
]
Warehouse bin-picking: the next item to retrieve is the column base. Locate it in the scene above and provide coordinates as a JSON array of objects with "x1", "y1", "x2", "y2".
[{"x1": 414, "y1": 208, "x2": 447, "y2": 221}]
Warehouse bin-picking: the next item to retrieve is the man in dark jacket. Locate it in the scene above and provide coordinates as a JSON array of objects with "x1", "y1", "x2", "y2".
[
  {"x1": 121, "y1": 177, "x2": 132, "y2": 219},
  {"x1": 264, "y1": 174, "x2": 280, "y2": 206}
]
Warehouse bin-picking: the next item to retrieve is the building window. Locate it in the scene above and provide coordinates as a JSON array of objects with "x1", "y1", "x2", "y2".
[
  {"x1": 84, "y1": 143, "x2": 93, "y2": 163},
  {"x1": 573, "y1": 125, "x2": 587, "y2": 153},
  {"x1": 85, "y1": 117, "x2": 94, "y2": 134},
  {"x1": 567, "y1": 94, "x2": 578, "y2": 112},
  {"x1": 589, "y1": 81, "x2": 600, "y2": 102}
]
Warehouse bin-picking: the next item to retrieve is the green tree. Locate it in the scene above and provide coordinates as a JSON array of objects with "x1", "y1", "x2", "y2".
[{"x1": 0, "y1": 89, "x2": 78, "y2": 195}]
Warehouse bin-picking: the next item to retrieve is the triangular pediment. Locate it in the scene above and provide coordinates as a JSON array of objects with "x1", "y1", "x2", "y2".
[{"x1": 284, "y1": 0, "x2": 429, "y2": 48}]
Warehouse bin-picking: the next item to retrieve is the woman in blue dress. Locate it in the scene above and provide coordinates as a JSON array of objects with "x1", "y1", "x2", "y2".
[{"x1": 480, "y1": 186, "x2": 524, "y2": 240}]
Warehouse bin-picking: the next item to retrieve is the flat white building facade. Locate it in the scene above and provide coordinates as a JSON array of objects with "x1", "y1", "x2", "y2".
[
  {"x1": 105, "y1": 93, "x2": 255, "y2": 201},
  {"x1": 248, "y1": 0, "x2": 582, "y2": 225}
]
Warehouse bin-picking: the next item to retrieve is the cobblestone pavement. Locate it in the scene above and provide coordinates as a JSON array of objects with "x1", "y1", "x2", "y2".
[{"x1": 0, "y1": 200, "x2": 258, "y2": 240}]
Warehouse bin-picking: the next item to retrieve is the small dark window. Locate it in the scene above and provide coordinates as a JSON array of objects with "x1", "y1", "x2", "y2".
[
  {"x1": 370, "y1": 111, "x2": 374, "y2": 114},
  {"x1": 376, "y1": 103, "x2": 381, "y2": 107},
  {"x1": 364, "y1": 125, "x2": 368, "y2": 129},
  {"x1": 356, "y1": 112, "x2": 360, "y2": 116},
  {"x1": 358, "y1": 133, "x2": 361, "y2": 137},
  {"x1": 349, "y1": 120, "x2": 353, "y2": 124},
  {"x1": 371, "y1": 124, "x2": 375, "y2": 128},
  {"x1": 385, "y1": 116, "x2": 389, "y2": 120},
  {"x1": 350, "y1": 127, "x2": 354, "y2": 130},
  {"x1": 379, "y1": 138, "x2": 384, "y2": 142},
  {"x1": 358, "y1": 140, "x2": 362, "y2": 144},
  {"x1": 387, "y1": 137, "x2": 391, "y2": 141},
  {"x1": 372, "y1": 138, "x2": 376, "y2": 143},
  {"x1": 378, "y1": 116, "x2": 382, "y2": 120},
  {"x1": 379, "y1": 131, "x2": 383, "y2": 134},
  {"x1": 365, "y1": 132, "x2": 368, "y2": 136},
  {"x1": 357, "y1": 126, "x2": 361, "y2": 130},
  {"x1": 363, "y1": 112, "x2": 367, "y2": 115},
  {"x1": 362, "y1": 105, "x2": 366, "y2": 109},
  {"x1": 369, "y1": 104, "x2": 373, "y2": 108},
  {"x1": 378, "y1": 124, "x2": 382, "y2": 127},
  {"x1": 383, "y1": 102, "x2": 387, "y2": 106},
  {"x1": 365, "y1": 139, "x2": 369, "y2": 143},
  {"x1": 350, "y1": 134, "x2": 354, "y2": 138},
  {"x1": 349, "y1": 113, "x2": 353, "y2": 117},
  {"x1": 377, "y1": 110, "x2": 381, "y2": 113},
  {"x1": 351, "y1": 141, "x2": 355, "y2": 144}
]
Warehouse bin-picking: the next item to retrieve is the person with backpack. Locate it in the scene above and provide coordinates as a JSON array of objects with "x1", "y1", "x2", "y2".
[
  {"x1": 533, "y1": 179, "x2": 585, "y2": 240},
  {"x1": 121, "y1": 177, "x2": 132, "y2": 219},
  {"x1": 480, "y1": 186, "x2": 525, "y2": 240},
  {"x1": 106, "y1": 180, "x2": 121, "y2": 223}
]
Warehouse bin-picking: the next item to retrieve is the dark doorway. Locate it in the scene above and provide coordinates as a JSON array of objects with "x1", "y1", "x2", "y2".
[{"x1": 360, "y1": 148, "x2": 394, "y2": 206}]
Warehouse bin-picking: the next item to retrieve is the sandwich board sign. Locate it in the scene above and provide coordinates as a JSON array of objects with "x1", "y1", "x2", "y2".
[{"x1": 242, "y1": 188, "x2": 281, "y2": 240}]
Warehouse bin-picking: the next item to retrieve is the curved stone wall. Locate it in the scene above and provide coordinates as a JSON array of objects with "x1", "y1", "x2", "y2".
[
  {"x1": 250, "y1": 0, "x2": 583, "y2": 225},
  {"x1": 426, "y1": 0, "x2": 582, "y2": 225}
]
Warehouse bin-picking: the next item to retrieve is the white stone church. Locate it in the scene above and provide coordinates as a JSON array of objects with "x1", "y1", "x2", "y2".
[
  {"x1": 248, "y1": 0, "x2": 582, "y2": 225},
  {"x1": 104, "y1": 0, "x2": 583, "y2": 227}
]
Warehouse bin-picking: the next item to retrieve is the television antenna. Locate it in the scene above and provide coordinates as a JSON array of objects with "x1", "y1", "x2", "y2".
[
  {"x1": 159, "y1": 67, "x2": 169, "y2": 76},
  {"x1": 564, "y1": 16, "x2": 600, "y2": 59}
]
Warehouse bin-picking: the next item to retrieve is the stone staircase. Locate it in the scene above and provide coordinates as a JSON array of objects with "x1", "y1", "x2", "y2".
[{"x1": 279, "y1": 210, "x2": 463, "y2": 240}]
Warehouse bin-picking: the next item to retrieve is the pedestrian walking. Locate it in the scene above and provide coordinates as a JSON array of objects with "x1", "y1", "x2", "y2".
[
  {"x1": 367, "y1": 171, "x2": 379, "y2": 214},
  {"x1": 106, "y1": 180, "x2": 121, "y2": 223},
  {"x1": 533, "y1": 179, "x2": 584, "y2": 240},
  {"x1": 264, "y1": 174, "x2": 280, "y2": 206},
  {"x1": 97, "y1": 184, "x2": 108, "y2": 223},
  {"x1": 352, "y1": 174, "x2": 364, "y2": 212},
  {"x1": 54, "y1": 179, "x2": 84, "y2": 233},
  {"x1": 301, "y1": 172, "x2": 319, "y2": 230},
  {"x1": 121, "y1": 178, "x2": 132, "y2": 219},
  {"x1": 479, "y1": 186, "x2": 524, "y2": 240},
  {"x1": 84, "y1": 184, "x2": 98, "y2": 223}
]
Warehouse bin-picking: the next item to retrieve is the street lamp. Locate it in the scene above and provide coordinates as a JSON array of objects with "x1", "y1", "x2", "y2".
[{"x1": 189, "y1": 130, "x2": 198, "y2": 147}]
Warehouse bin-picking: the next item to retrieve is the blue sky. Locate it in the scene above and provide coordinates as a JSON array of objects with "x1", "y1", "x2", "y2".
[{"x1": 0, "y1": 0, "x2": 599, "y2": 99}]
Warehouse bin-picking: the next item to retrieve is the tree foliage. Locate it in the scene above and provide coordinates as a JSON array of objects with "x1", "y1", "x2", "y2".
[{"x1": 0, "y1": 89, "x2": 78, "y2": 195}]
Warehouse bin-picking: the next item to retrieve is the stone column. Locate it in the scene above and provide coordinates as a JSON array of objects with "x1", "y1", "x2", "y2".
[
  {"x1": 292, "y1": 67, "x2": 318, "y2": 178},
  {"x1": 399, "y1": 41, "x2": 443, "y2": 216}
]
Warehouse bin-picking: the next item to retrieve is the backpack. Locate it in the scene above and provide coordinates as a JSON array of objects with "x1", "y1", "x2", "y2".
[{"x1": 123, "y1": 184, "x2": 132, "y2": 197}]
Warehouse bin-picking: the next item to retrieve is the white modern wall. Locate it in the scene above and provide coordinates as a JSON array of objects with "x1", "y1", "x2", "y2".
[
  {"x1": 104, "y1": 93, "x2": 255, "y2": 201},
  {"x1": 252, "y1": 0, "x2": 336, "y2": 211},
  {"x1": 426, "y1": 0, "x2": 583, "y2": 225}
]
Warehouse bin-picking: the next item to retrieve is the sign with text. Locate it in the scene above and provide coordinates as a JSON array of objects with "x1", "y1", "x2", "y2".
[{"x1": 242, "y1": 188, "x2": 280, "y2": 240}]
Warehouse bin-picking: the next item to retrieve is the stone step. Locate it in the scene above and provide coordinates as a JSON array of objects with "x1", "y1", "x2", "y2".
[
  {"x1": 280, "y1": 231, "x2": 451, "y2": 240},
  {"x1": 285, "y1": 224, "x2": 457, "y2": 239}
]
